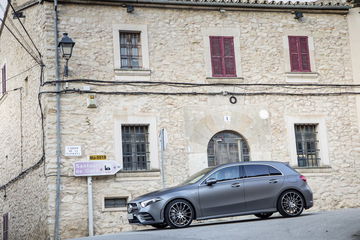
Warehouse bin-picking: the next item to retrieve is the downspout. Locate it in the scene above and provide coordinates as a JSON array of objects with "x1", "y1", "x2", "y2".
[{"x1": 53, "y1": 0, "x2": 62, "y2": 239}]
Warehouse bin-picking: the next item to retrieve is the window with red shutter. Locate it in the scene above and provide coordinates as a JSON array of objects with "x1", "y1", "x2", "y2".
[
  {"x1": 1, "y1": 64, "x2": 6, "y2": 94},
  {"x1": 210, "y1": 36, "x2": 236, "y2": 77},
  {"x1": 288, "y1": 36, "x2": 311, "y2": 72}
]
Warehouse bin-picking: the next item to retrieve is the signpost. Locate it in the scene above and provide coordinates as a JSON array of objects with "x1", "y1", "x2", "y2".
[
  {"x1": 73, "y1": 160, "x2": 121, "y2": 236},
  {"x1": 73, "y1": 160, "x2": 120, "y2": 177}
]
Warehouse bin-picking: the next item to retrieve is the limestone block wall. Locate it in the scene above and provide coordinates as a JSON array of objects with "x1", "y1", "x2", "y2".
[
  {"x1": 0, "y1": 3, "x2": 50, "y2": 240},
  {"x1": 42, "y1": 3, "x2": 360, "y2": 238}
]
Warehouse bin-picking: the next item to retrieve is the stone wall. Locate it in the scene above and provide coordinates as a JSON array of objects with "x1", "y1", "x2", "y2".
[
  {"x1": 38, "y1": 3, "x2": 360, "y2": 239},
  {"x1": 0, "y1": 1, "x2": 360, "y2": 239},
  {"x1": 0, "y1": 3, "x2": 50, "y2": 240}
]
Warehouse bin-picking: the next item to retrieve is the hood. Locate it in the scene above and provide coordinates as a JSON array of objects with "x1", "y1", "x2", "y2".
[{"x1": 132, "y1": 184, "x2": 192, "y2": 202}]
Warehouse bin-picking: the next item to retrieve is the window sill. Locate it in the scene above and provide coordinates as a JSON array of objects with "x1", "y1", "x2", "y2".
[
  {"x1": 102, "y1": 207, "x2": 127, "y2": 213},
  {"x1": 206, "y1": 77, "x2": 244, "y2": 84},
  {"x1": 115, "y1": 169, "x2": 161, "y2": 180},
  {"x1": 114, "y1": 69, "x2": 151, "y2": 81},
  {"x1": 293, "y1": 166, "x2": 332, "y2": 174},
  {"x1": 285, "y1": 72, "x2": 319, "y2": 83}
]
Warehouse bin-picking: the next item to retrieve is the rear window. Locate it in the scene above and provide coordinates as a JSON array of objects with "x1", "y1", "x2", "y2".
[
  {"x1": 244, "y1": 164, "x2": 283, "y2": 178},
  {"x1": 269, "y1": 166, "x2": 282, "y2": 176},
  {"x1": 244, "y1": 165, "x2": 269, "y2": 178}
]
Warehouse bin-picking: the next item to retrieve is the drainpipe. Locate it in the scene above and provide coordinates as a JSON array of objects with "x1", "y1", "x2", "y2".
[{"x1": 53, "y1": 0, "x2": 62, "y2": 239}]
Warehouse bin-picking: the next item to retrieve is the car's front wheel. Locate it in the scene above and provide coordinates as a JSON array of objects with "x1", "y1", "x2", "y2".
[
  {"x1": 164, "y1": 199, "x2": 194, "y2": 228},
  {"x1": 277, "y1": 190, "x2": 304, "y2": 217},
  {"x1": 254, "y1": 212, "x2": 273, "y2": 219}
]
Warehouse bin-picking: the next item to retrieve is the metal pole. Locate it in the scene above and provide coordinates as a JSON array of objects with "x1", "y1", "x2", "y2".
[
  {"x1": 160, "y1": 129, "x2": 165, "y2": 188},
  {"x1": 54, "y1": 0, "x2": 62, "y2": 239},
  {"x1": 87, "y1": 176, "x2": 94, "y2": 236}
]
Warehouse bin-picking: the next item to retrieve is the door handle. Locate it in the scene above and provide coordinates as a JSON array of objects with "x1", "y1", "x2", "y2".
[
  {"x1": 269, "y1": 179, "x2": 278, "y2": 184},
  {"x1": 231, "y1": 183, "x2": 241, "y2": 188}
]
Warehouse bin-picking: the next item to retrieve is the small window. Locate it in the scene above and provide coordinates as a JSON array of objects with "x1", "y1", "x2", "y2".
[
  {"x1": 288, "y1": 36, "x2": 311, "y2": 72},
  {"x1": 1, "y1": 64, "x2": 6, "y2": 94},
  {"x1": 244, "y1": 165, "x2": 269, "y2": 178},
  {"x1": 209, "y1": 36, "x2": 236, "y2": 77},
  {"x1": 268, "y1": 166, "x2": 282, "y2": 176},
  {"x1": 120, "y1": 32, "x2": 142, "y2": 69},
  {"x1": 3, "y1": 213, "x2": 9, "y2": 240},
  {"x1": 122, "y1": 125, "x2": 149, "y2": 171},
  {"x1": 295, "y1": 124, "x2": 320, "y2": 167},
  {"x1": 208, "y1": 166, "x2": 241, "y2": 182},
  {"x1": 104, "y1": 198, "x2": 127, "y2": 208}
]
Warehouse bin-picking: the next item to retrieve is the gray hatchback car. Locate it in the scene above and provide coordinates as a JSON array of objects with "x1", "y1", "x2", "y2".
[{"x1": 127, "y1": 161, "x2": 313, "y2": 228}]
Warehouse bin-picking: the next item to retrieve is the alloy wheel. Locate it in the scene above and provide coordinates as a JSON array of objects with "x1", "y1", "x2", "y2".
[
  {"x1": 280, "y1": 191, "x2": 304, "y2": 216},
  {"x1": 166, "y1": 200, "x2": 193, "y2": 228}
]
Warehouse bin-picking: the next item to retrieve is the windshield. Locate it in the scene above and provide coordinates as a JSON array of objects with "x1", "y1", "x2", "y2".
[{"x1": 182, "y1": 167, "x2": 215, "y2": 185}]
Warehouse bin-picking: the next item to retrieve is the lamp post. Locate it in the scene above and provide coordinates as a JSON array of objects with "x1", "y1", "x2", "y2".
[{"x1": 58, "y1": 33, "x2": 75, "y2": 77}]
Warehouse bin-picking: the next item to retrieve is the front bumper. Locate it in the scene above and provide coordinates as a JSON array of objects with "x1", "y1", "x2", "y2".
[{"x1": 127, "y1": 201, "x2": 164, "y2": 225}]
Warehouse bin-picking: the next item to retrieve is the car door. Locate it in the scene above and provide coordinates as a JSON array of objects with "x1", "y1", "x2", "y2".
[
  {"x1": 243, "y1": 164, "x2": 284, "y2": 211},
  {"x1": 198, "y1": 166, "x2": 245, "y2": 218}
]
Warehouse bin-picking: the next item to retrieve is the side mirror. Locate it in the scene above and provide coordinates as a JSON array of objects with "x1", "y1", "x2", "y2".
[{"x1": 205, "y1": 178, "x2": 217, "y2": 186}]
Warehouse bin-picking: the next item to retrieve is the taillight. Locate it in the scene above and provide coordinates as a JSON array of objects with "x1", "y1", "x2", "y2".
[{"x1": 300, "y1": 175, "x2": 307, "y2": 182}]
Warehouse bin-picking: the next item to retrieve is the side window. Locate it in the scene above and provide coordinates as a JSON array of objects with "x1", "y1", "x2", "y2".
[
  {"x1": 208, "y1": 166, "x2": 240, "y2": 182},
  {"x1": 244, "y1": 165, "x2": 269, "y2": 178},
  {"x1": 268, "y1": 166, "x2": 282, "y2": 176}
]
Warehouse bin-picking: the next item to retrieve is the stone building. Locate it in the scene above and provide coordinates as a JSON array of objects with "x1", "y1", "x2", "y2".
[{"x1": 0, "y1": 0, "x2": 359, "y2": 239}]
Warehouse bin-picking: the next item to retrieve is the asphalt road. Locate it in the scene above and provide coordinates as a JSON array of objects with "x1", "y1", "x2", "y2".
[{"x1": 71, "y1": 208, "x2": 360, "y2": 240}]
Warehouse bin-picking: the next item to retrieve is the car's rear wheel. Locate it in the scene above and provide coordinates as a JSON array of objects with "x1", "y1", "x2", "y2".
[
  {"x1": 277, "y1": 190, "x2": 304, "y2": 217},
  {"x1": 254, "y1": 212, "x2": 273, "y2": 219},
  {"x1": 151, "y1": 223, "x2": 168, "y2": 229},
  {"x1": 164, "y1": 199, "x2": 194, "y2": 228}
]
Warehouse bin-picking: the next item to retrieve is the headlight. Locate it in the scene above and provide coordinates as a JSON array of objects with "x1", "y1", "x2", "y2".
[{"x1": 140, "y1": 198, "x2": 162, "y2": 208}]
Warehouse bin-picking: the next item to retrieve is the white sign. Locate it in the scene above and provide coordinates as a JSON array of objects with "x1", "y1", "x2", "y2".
[
  {"x1": 65, "y1": 146, "x2": 82, "y2": 157},
  {"x1": 73, "y1": 160, "x2": 121, "y2": 177}
]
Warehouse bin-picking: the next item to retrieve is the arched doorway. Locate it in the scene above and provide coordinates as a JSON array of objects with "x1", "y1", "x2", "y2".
[{"x1": 207, "y1": 131, "x2": 250, "y2": 166}]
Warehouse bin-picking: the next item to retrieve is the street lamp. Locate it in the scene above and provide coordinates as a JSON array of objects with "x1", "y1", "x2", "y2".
[{"x1": 58, "y1": 33, "x2": 75, "y2": 77}]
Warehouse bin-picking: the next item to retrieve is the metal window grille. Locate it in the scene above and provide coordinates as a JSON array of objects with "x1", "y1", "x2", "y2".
[
  {"x1": 104, "y1": 198, "x2": 127, "y2": 208},
  {"x1": 122, "y1": 125, "x2": 150, "y2": 171},
  {"x1": 294, "y1": 124, "x2": 320, "y2": 167},
  {"x1": 3, "y1": 213, "x2": 9, "y2": 240},
  {"x1": 207, "y1": 131, "x2": 250, "y2": 167},
  {"x1": 120, "y1": 32, "x2": 142, "y2": 69}
]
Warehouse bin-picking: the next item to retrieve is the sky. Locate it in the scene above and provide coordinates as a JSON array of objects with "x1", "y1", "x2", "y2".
[{"x1": 0, "y1": 0, "x2": 7, "y2": 20}]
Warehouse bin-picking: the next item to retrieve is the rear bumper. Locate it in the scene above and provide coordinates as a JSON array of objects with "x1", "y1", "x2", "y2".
[{"x1": 303, "y1": 185, "x2": 314, "y2": 209}]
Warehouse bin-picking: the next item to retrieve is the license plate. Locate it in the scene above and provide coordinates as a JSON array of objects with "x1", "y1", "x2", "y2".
[{"x1": 127, "y1": 214, "x2": 134, "y2": 220}]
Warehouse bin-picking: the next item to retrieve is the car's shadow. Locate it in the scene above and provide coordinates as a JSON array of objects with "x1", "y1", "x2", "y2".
[{"x1": 135, "y1": 213, "x2": 315, "y2": 232}]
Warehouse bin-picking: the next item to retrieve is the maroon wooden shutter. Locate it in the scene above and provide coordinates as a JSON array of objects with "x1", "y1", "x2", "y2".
[
  {"x1": 288, "y1": 36, "x2": 300, "y2": 72},
  {"x1": 223, "y1": 37, "x2": 236, "y2": 76},
  {"x1": 210, "y1": 36, "x2": 236, "y2": 77},
  {"x1": 210, "y1": 36, "x2": 223, "y2": 76},
  {"x1": 288, "y1": 36, "x2": 311, "y2": 72},
  {"x1": 299, "y1": 37, "x2": 311, "y2": 72},
  {"x1": 1, "y1": 65, "x2": 6, "y2": 94}
]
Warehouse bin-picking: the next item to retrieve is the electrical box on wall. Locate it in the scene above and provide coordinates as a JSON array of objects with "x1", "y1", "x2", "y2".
[{"x1": 87, "y1": 94, "x2": 97, "y2": 108}]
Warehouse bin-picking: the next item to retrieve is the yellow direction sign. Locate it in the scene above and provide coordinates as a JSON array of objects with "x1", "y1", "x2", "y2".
[{"x1": 89, "y1": 155, "x2": 107, "y2": 161}]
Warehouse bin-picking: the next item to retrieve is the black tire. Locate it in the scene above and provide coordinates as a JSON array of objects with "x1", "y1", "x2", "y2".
[
  {"x1": 277, "y1": 190, "x2": 305, "y2": 217},
  {"x1": 151, "y1": 223, "x2": 168, "y2": 229},
  {"x1": 254, "y1": 212, "x2": 273, "y2": 219},
  {"x1": 164, "y1": 199, "x2": 194, "y2": 228}
]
